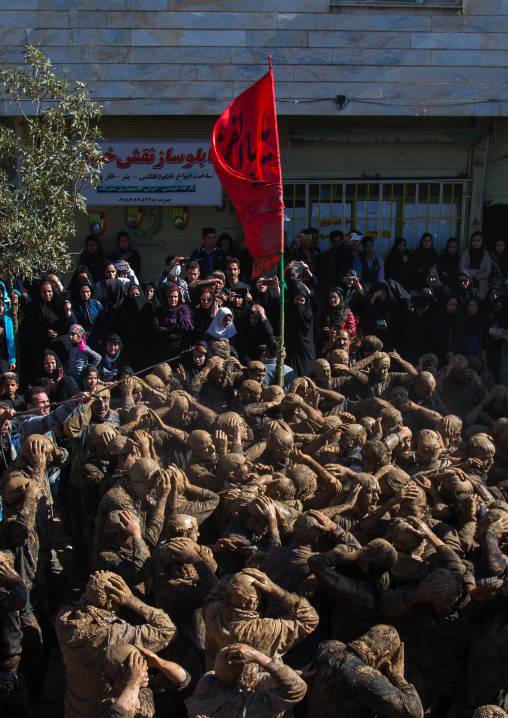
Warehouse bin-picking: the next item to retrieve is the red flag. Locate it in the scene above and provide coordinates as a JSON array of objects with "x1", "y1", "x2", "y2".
[{"x1": 211, "y1": 68, "x2": 284, "y2": 277}]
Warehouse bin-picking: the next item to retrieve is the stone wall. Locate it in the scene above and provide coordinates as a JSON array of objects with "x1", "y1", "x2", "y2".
[{"x1": 1, "y1": 0, "x2": 507, "y2": 116}]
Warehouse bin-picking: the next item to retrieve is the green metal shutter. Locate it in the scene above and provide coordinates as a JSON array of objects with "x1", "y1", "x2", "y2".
[{"x1": 485, "y1": 125, "x2": 508, "y2": 205}]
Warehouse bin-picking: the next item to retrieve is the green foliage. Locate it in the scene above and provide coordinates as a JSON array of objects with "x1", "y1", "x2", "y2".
[{"x1": 0, "y1": 45, "x2": 104, "y2": 280}]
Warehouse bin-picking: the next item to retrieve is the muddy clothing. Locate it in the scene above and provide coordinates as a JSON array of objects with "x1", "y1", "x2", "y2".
[
  {"x1": 466, "y1": 595, "x2": 508, "y2": 712},
  {"x1": 94, "y1": 671, "x2": 192, "y2": 718},
  {"x1": 217, "y1": 521, "x2": 280, "y2": 576},
  {"x1": 203, "y1": 580, "x2": 319, "y2": 670},
  {"x1": 56, "y1": 598, "x2": 176, "y2": 718},
  {"x1": 0, "y1": 571, "x2": 27, "y2": 672},
  {"x1": 185, "y1": 455, "x2": 221, "y2": 492},
  {"x1": 272, "y1": 499, "x2": 303, "y2": 536},
  {"x1": 93, "y1": 685, "x2": 154, "y2": 718},
  {"x1": 77, "y1": 456, "x2": 119, "y2": 554},
  {"x1": 356, "y1": 372, "x2": 407, "y2": 401},
  {"x1": 0, "y1": 568, "x2": 32, "y2": 718},
  {"x1": 314, "y1": 378, "x2": 346, "y2": 414},
  {"x1": 93, "y1": 479, "x2": 165, "y2": 560},
  {"x1": 0, "y1": 495, "x2": 41, "y2": 598},
  {"x1": 151, "y1": 429, "x2": 190, "y2": 471},
  {"x1": 264, "y1": 545, "x2": 315, "y2": 607},
  {"x1": 309, "y1": 548, "x2": 416, "y2": 643},
  {"x1": 154, "y1": 555, "x2": 218, "y2": 676},
  {"x1": 408, "y1": 547, "x2": 473, "y2": 714},
  {"x1": 93, "y1": 537, "x2": 152, "y2": 588},
  {"x1": 438, "y1": 373, "x2": 486, "y2": 422},
  {"x1": 174, "y1": 487, "x2": 220, "y2": 528},
  {"x1": 65, "y1": 404, "x2": 121, "y2": 493},
  {"x1": 252, "y1": 449, "x2": 289, "y2": 476},
  {"x1": 2, "y1": 469, "x2": 55, "y2": 615},
  {"x1": 263, "y1": 543, "x2": 328, "y2": 668},
  {"x1": 191, "y1": 376, "x2": 236, "y2": 415},
  {"x1": 408, "y1": 386, "x2": 450, "y2": 417},
  {"x1": 186, "y1": 658, "x2": 307, "y2": 718},
  {"x1": 308, "y1": 640, "x2": 423, "y2": 718}
]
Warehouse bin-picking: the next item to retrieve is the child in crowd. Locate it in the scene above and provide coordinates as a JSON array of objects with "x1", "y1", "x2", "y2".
[{"x1": 65, "y1": 324, "x2": 101, "y2": 382}]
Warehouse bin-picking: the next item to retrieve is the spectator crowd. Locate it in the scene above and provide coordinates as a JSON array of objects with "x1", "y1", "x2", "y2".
[{"x1": 1, "y1": 223, "x2": 508, "y2": 718}]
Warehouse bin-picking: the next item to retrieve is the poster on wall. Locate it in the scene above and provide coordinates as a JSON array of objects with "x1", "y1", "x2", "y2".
[
  {"x1": 403, "y1": 204, "x2": 458, "y2": 251},
  {"x1": 310, "y1": 202, "x2": 352, "y2": 251},
  {"x1": 81, "y1": 140, "x2": 223, "y2": 206},
  {"x1": 356, "y1": 200, "x2": 396, "y2": 254}
]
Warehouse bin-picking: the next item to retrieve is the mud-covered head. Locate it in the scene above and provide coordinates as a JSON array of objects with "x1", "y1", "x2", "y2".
[
  {"x1": 472, "y1": 706, "x2": 508, "y2": 718},
  {"x1": 436, "y1": 414, "x2": 463, "y2": 443},
  {"x1": 378, "y1": 467, "x2": 410, "y2": 498},
  {"x1": 294, "y1": 511, "x2": 326, "y2": 546},
  {"x1": 371, "y1": 353, "x2": 391, "y2": 380},
  {"x1": 313, "y1": 358, "x2": 332, "y2": 385},
  {"x1": 398, "y1": 485, "x2": 427, "y2": 519},
  {"x1": 266, "y1": 427, "x2": 294, "y2": 462},
  {"x1": 338, "y1": 423, "x2": 367, "y2": 454},
  {"x1": 352, "y1": 472, "x2": 380, "y2": 513},
  {"x1": 492, "y1": 417, "x2": 508, "y2": 453},
  {"x1": 466, "y1": 433, "x2": 495, "y2": 471},
  {"x1": 287, "y1": 465, "x2": 317, "y2": 497},
  {"x1": 239, "y1": 379, "x2": 262, "y2": 405},
  {"x1": 261, "y1": 385, "x2": 285, "y2": 403},
  {"x1": 214, "y1": 643, "x2": 259, "y2": 688},
  {"x1": 357, "y1": 538, "x2": 397, "y2": 578},
  {"x1": 143, "y1": 373, "x2": 166, "y2": 396},
  {"x1": 209, "y1": 357, "x2": 228, "y2": 385},
  {"x1": 214, "y1": 411, "x2": 249, "y2": 442},
  {"x1": 264, "y1": 476, "x2": 296, "y2": 501},
  {"x1": 348, "y1": 624, "x2": 400, "y2": 669},
  {"x1": 225, "y1": 571, "x2": 262, "y2": 611},
  {"x1": 85, "y1": 570, "x2": 128, "y2": 611},
  {"x1": 359, "y1": 416, "x2": 377, "y2": 438},
  {"x1": 360, "y1": 335, "x2": 384, "y2": 356},
  {"x1": 413, "y1": 371, "x2": 436, "y2": 399},
  {"x1": 440, "y1": 473, "x2": 473, "y2": 503},
  {"x1": 166, "y1": 392, "x2": 189, "y2": 423},
  {"x1": 164, "y1": 513, "x2": 199, "y2": 541},
  {"x1": 389, "y1": 386, "x2": 408, "y2": 411},
  {"x1": 416, "y1": 429, "x2": 443, "y2": 464},
  {"x1": 20, "y1": 433, "x2": 55, "y2": 466},
  {"x1": 217, "y1": 452, "x2": 251, "y2": 484},
  {"x1": 421, "y1": 567, "x2": 462, "y2": 614},
  {"x1": 88, "y1": 424, "x2": 119, "y2": 460},
  {"x1": 330, "y1": 348, "x2": 349, "y2": 367},
  {"x1": 104, "y1": 510, "x2": 132, "y2": 545},
  {"x1": 187, "y1": 430, "x2": 216, "y2": 461},
  {"x1": 246, "y1": 360, "x2": 267, "y2": 384},
  {"x1": 127, "y1": 458, "x2": 160, "y2": 500},
  {"x1": 379, "y1": 406, "x2": 403, "y2": 434},
  {"x1": 391, "y1": 518, "x2": 424, "y2": 554},
  {"x1": 102, "y1": 644, "x2": 148, "y2": 687},
  {"x1": 152, "y1": 362, "x2": 172, "y2": 385}
]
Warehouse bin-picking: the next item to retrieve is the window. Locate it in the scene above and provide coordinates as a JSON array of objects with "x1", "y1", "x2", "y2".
[
  {"x1": 330, "y1": 0, "x2": 462, "y2": 8},
  {"x1": 283, "y1": 180, "x2": 469, "y2": 254}
]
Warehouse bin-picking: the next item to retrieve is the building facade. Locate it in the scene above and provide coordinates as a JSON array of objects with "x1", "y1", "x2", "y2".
[{"x1": 2, "y1": 0, "x2": 508, "y2": 276}]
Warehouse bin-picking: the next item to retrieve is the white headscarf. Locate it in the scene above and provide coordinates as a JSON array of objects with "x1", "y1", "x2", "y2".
[{"x1": 207, "y1": 307, "x2": 237, "y2": 339}]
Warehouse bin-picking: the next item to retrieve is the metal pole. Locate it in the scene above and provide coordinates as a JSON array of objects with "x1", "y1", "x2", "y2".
[
  {"x1": 11, "y1": 350, "x2": 189, "y2": 417},
  {"x1": 276, "y1": 248, "x2": 285, "y2": 386}
]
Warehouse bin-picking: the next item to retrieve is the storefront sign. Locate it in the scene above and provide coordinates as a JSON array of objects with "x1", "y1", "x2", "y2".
[{"x1": 82, "y1": 140, "x2": 222, "y2": 206}]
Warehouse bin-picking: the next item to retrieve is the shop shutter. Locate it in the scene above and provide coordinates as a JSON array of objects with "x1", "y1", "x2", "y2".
[{"x1": 485, "y1": 125, "x2": 508, "y2": 205}]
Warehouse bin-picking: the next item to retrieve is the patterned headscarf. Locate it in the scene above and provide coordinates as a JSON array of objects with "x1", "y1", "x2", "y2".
[{"x1": 69, "y1": 324, "x2": 86, "y2": 351}]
